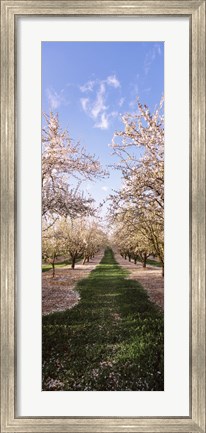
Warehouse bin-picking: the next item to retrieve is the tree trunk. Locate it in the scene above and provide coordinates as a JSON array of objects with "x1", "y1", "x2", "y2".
[
  {"x1": 143, "y1": 253, "x2": 147, "y2": 268},
  {"x1": 52, "y1": 261, "x2": 55, "y2": 277},
  {"x1": 124, "y1": 254, "x2": 127, "y2": 260},
  {"x1": 128, "y1": 254, "x2": 131, "y2": 262},
  {"x1": 134, "y1": 257, "x2": 137, "y2": 264},
  {"x1": 162, "y1": 263, "x2": 164, "y2": 277},
  {"x1": 71, "y1": 256, "x2": 76, "y2": 269}
]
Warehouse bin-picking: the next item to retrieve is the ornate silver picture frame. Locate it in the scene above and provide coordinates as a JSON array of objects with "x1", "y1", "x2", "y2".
[{"x1": 1, "y1": 1, "x2": 205, "y2": 432}]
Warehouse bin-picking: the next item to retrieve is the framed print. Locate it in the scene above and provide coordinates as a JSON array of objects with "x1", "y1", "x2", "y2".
[{"x1": 1, "y1": 1, "x2": 205, "y2": 432}]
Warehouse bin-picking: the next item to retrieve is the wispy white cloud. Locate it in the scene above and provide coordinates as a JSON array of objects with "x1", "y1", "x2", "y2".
[
  {"x1": 80, "y1": 97, "x2": 89, "y2": 112},
  {"x1": 101, "y1": 185, "x2": 109, "y2": 191},
  {"x1": 144, "y1": 43, "x2": 162, "y2": 75},
  {"x1": 91, "y1": 83, "x2": 107, "y2": 119},
  {"x1": 106, "y1": 75, "x2": 120, "y2": 88},
  {"x1": 79, "y1": 75, "x2": 120, "y2": 130},
  {"x1": 80, "y1": 75, "x2": 120, "y2": 94},
  {"x1": 80, "y1": 80, "x2": 95, "y2": 92},
  {"x1": 47, "y1": 88, "x2": 65, "y2": 110},
  {"x1": 94, "y1": 113, "x2": 109, "y2": 130},
  {"x1": 80, "y1": 84, "x2": 107, "y2": 121},
  {"x1": 94, "y1": 111, "x2": 118, "y2": 130}
]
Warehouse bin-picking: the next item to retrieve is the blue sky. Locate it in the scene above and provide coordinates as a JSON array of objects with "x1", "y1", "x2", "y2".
[{"x1": 42, "y1": 42, "x2": 164, "y2": 219}]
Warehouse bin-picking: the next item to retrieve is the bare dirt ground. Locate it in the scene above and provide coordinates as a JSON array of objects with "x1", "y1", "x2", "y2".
[
  {"x1": 42, "y1": 251, "x2": 104, "y2": 315},
  {"x1": 115, "y1": 253, "x2": 164, "y2": 310}
]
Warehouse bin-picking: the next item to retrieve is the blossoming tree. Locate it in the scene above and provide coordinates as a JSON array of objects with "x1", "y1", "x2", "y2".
[
  {"x1": 109, "y1": 98, "x2": 164, "y2": 275},
  {"x1": 42, "y1": 112, "x2": 106, "y2": 226},
  {"x1": 43, "y1": 216, "x2": 107, "y2": 273}
]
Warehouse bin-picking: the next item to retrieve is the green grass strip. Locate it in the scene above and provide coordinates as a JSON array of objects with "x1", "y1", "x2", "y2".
[
  {"x1": 42, "y1": 248, "x2": 164, "y2": 391},
  {"x1": 42, "y1": 257, "x2": 82, "y2": 272},
  {"x1": 135, "y1": 257, "x2": 162, "y2": 267},
  {"x1": 144, "y1": 258, "x2": 162, "y2": 268}
]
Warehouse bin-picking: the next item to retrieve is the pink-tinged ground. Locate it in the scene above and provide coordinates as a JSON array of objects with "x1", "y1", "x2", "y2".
[
  {"x1": 42, "y1": 251, "x2": 164, "y2": 315},
  {"x1": 114, "y1": 253, "x2": 164, "y2": 310},
  {"x1": 42, "y1": 252, "x2": 104, "y2": 315}
]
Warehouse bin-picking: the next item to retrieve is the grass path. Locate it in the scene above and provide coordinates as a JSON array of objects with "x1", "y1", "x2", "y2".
[{"x1": 42, "y1": 248, "x2": 164, "y2": 391}]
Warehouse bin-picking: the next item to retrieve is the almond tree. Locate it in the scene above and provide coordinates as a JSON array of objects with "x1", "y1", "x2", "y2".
[
  {"x1": 111, "y1": 215, "x2": 154, "y2": 267},
  {"x1": 57, "y1": 217, "x2": 107, "y2": 269},
  {"x1": 42, "y1": 224, "x2": 63, "y2": 277},
  {"x1": 58, "y1": 217, "x2": 84, "y2": 269},
  {"x1": 42, "y1": 112, "x2": 106, "y2": 224},
  {"x1": 43, "y1": 216, "x2": 107, "y2": 274},
  {"x1": 109, "y1": 98, "x2": 164, "y2": 275},
  {"x1": 81, "y1": 220, "x2": 107, "y2": 264}
]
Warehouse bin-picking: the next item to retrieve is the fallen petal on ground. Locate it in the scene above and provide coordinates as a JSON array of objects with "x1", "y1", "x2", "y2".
[
  {"x1": 42, "y1": 252, "x2": 104, "y2": 315},
  {"x1": 114, "y1": 253, "x2": 164, "y2": 309}
]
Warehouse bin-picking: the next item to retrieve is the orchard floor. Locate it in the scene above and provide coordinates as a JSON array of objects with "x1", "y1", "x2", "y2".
[
  {"x1": 42, "y1": 248, "x2": 164, "y2": 391},
  {"x1": 114, "y1": 254, "x2": 164, "y2": 310},
  {"x1": 42, "y1": 251, "x2": 104, "y2": 315}
]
